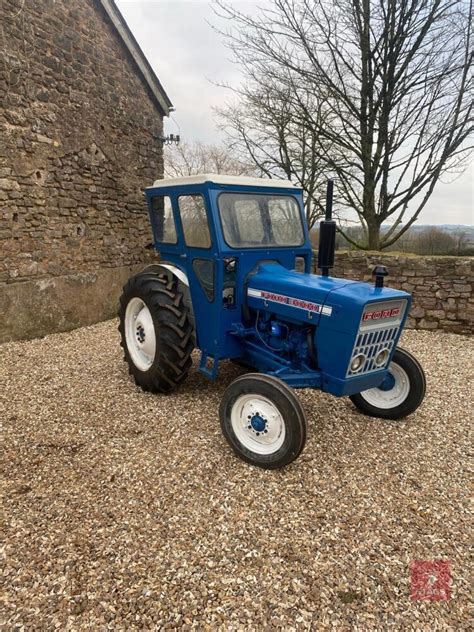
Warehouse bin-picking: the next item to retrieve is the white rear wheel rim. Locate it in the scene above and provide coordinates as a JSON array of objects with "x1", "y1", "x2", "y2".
[
  {"x1": 231, "y1": 394, "x2": 286, "y2": 455},
  {"x1": 360, "y1": 362, "x2": 410, "y2": 409},
  {"x1": 125, "y1": 297, "x2": 156, "y2": 372}
]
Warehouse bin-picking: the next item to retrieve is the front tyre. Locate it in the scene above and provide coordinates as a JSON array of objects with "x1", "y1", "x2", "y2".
[
  {"x1": 219, "y1": 374, "x2": 307, "y2": 469},
  {"x1": 118, "y1": 272, "x2": 194, "y2": 393},
  {"x1": 350, "y1": 347, "x2": 426, "y2": 420}
]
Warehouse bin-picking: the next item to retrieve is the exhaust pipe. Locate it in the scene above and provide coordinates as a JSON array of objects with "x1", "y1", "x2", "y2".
[{"x1": 317, "y1": 179, "x2": 336, "y2": 277}]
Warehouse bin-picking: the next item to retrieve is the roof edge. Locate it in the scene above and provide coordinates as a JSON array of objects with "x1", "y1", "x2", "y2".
[
  {"x1": 98, "y1": 0, "x2": 173, "y2": 116},
  {"x1": 147, "y1": 174, "x2": 301, "y2": 189}
]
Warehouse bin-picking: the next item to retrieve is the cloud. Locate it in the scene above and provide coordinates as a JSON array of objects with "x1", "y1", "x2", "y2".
[
  {"x1": 117, "y1": 1, "x2": 246, "y2": 141},
  {"x1": 116, "y1": 1, "x2": 473, "y2": 226},
  {"x1": 424, "y1": 164, "x2": 473, "y2": 225}
]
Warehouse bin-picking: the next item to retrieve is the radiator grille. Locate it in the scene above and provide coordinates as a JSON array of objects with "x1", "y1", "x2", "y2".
[{"x1": 347, "y1": 326, "x2": 399, "y2": 376}]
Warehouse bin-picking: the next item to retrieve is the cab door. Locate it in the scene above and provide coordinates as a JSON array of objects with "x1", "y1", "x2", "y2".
[{"x1": 175, "y1": 192, "x2": 220, "y2": 359}]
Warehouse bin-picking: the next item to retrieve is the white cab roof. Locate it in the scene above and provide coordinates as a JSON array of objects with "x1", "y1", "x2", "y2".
[{"x1": 148, "y1": 173, "x2": 300, "y2": 189}]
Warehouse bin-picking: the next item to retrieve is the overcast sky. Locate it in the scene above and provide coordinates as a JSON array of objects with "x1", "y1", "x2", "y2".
[{"x1": 117, "y1": 0, "x2": 473, "y2": 226}]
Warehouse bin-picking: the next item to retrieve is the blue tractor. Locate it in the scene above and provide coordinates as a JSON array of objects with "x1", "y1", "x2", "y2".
[{"x1": 118, "y1": 174, "x2": 426, "y2": 468}]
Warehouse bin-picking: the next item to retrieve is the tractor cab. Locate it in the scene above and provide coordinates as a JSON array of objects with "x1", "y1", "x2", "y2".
[{"x1": 144, "y1": 174, "x2": 313, "y2": 370}]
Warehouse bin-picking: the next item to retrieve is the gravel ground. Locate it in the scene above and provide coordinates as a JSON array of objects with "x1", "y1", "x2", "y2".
[{"x1": 1, "y1": 321, "x2": 472, "y2": 629}]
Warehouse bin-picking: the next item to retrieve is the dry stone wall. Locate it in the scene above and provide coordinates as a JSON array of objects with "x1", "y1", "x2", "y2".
[
  {"x1": 1, "y1": 0, "x2": 162, "y2": 342},
  {"x1": 332, "y1": 252, "x2": 473, "y2": 335}
]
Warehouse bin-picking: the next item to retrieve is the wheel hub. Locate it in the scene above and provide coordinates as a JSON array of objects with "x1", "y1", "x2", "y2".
[
  {"x1": 124, "y1": 297, "x2": 156, "y2": 371},
  {"x1": 231, "y1": 395, "x2": 285, "y2": 455},
  {"x1": 360, "y1": 362, "x2": 410, "y2": 409},
  {"x1": 249, "y1": 413, "x2": 267, "y2": 433},
  {"x1": 136, "y1": 324, "x2": 146, "y2": 344}
]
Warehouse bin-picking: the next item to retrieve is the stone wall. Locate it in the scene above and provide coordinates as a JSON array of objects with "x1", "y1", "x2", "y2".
[
  {"x1": 332, "y1": 251, "x2": 473, "y2": 335},
  {"x1": 1, "y1": 0, "x2": 162, "y2": 343}
]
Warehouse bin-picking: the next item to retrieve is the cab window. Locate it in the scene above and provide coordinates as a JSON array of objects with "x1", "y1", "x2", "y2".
[
  {"x1": 178, "y1": 195, "x2": 212, "y2": 248},
  {"x1": 193, "y1": 259, "x2": 215, "y2": 301},
  {"x1": 151, "y1": 195, "x2": 177, "y2": 244},
  {"x1": 218, "y1": 193, "x2": 304, "y2": 248}
]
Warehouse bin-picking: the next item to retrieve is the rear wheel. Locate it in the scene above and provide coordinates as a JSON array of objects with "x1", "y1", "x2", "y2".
[
  {"x1": 118, "y1": 272, "x2": 194, "y2": 393},
  {"x1": 219, "y1": 374, "x2": 307, "y2": 469},
  {"x1": 350, "y1": 347, "x2": 426, "y2": 420}
]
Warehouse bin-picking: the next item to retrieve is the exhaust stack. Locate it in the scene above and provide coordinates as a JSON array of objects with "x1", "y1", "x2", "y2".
[{"x1": 317, "y1": 179, "x2": 337, "y2": 277}]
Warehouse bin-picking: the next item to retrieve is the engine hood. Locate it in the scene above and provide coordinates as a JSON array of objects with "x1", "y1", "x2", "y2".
[{"x1": 246, "y1": 263, "x2": 409, "y2": 326}]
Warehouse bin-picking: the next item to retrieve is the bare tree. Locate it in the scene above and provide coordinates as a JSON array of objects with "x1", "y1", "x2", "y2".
[
  {"x1": 413, "y1": 227, "x2": 456, "y2": 255},
  {"x1": 164, "y1": 140, "x2": 256, "y2": 178},
  {"x1": 451, "y1": 228, "x2": 470, "y2": 254},
  {"x1": 217, "y1": 78, "x2": 332, "y2": 229},
  {"x1": 214, "y1": 0, "x2": 473, "y2": 249}
]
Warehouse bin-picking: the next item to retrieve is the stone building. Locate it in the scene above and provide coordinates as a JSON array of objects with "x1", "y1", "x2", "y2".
[{"x1": 0, "y1": 0, "x2": 171, "y2": 342}]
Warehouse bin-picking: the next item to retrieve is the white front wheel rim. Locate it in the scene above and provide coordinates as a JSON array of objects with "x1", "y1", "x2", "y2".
[
  {"x1": 360, "y1": 362, "x2": 410, "y2": 409},
  {"x1": 231, "y1": 394, "x2": 286, "y2": 455},
  {"x1": 125, "y1": 297, "x2": 156, "y2": 371}
]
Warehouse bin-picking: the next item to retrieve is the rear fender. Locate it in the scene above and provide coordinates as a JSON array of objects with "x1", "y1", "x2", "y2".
[
  {"x1": 141, "y1": 263, "x2": 195, "y2": 336},
  {"x1": 142, "y1": 263, "x2": 188, "y2": 285}
]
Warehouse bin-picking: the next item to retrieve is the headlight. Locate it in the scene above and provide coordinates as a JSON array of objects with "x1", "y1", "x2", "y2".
[
  {"x1": 350, "y1": 354, "x2": 366, "y2": 372},
  {"x1": 374, "y1": 348, "x2": 390, "y2": 367}
]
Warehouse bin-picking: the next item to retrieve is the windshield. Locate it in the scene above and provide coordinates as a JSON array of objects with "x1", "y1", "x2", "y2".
[{"x1": 218, "y1": 193, "x2": 305, "y2": 248}]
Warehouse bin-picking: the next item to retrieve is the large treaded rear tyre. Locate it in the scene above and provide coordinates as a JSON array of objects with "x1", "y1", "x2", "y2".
[{"x1": 118, "y1": 272, "x2": 194, "y2": 393}]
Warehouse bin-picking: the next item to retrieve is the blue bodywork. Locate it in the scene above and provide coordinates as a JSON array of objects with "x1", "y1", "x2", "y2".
[{"x1": 144, "y1": 179, "x2": 411, "y2": 397}]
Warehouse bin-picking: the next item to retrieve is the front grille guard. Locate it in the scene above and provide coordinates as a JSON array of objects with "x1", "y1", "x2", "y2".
[{"x1": 347, "y1": 326, "x2": 399, "y2": 377}]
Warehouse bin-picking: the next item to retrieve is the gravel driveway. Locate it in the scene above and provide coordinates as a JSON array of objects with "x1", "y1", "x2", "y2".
[{"x1": 1, "y1": 321, "x2": 472, "y2": 629}]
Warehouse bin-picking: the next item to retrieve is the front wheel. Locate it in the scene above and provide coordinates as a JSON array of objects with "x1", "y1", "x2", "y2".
[
  {"x1": 350, "y1": 347, "x2": 426, "y2": 420},
  {"x1": 219, "y1": 374, "x2": 307, "y2": 469}
]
